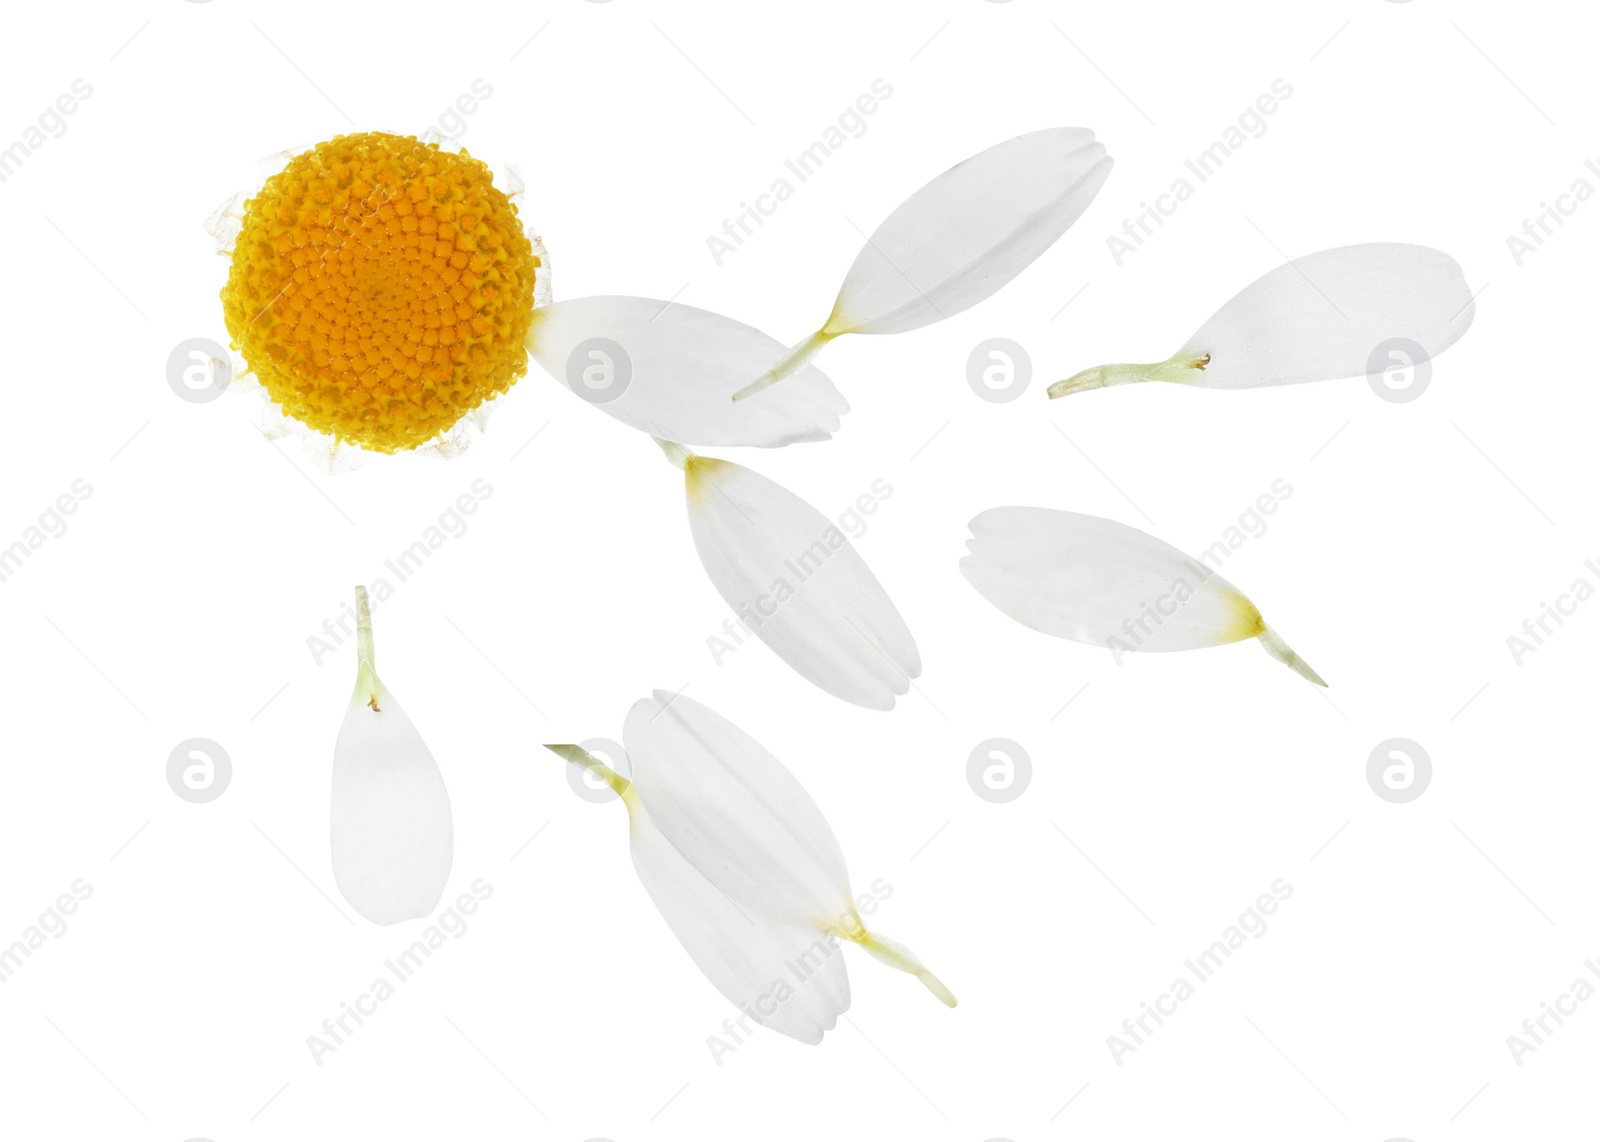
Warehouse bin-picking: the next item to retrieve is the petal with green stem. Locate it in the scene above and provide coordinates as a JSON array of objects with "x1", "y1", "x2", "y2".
[
  {"x1": 546, "y1": 744, "x2": 850, "y2": 1044},
  {"x1": 622, "y1": 692, "x2": 957, "y2": 1007},
  {"x1": 961, "y1": 507, "x2": 1326, "y2": 686},
  {"x1": 331, "y1": 587, "x2": 454, "y2": 925},
  {"x1": 1050, "y1": 243, "x2": 1475, "y2": 398},
  {"x1": 736, "y1": 127, "x2": 1113, "y2": 400},
  {"x1": 526, "y1": 296, "x2": 847, "y2": 446}
]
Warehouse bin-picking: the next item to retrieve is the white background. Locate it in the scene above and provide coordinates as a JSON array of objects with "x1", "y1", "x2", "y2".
[{"x1": 0, "y1": 0, "x2": 1593, "y2": 1139}]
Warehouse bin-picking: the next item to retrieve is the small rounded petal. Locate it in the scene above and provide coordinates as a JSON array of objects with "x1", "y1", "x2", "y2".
[
  {"x1": 526, "y1": 296, "x2": 847, "y2": 446},
  {"x1": 962, "y1": 507, "x2": 1325, "y2": 686},
  {"x1": 679, "y1": 454, "x2": 920, "y2": 710},
  {"x1": 624, "y1": 692, "x2": 855, "y2": 929},
  {"x1": 331, "y1": 681, "x2": 454, "y2": 925}
]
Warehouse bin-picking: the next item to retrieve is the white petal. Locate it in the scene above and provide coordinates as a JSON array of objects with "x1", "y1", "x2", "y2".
[
  {"x1": 1051, "y1": 244, "x2": 1474, "y2": 396},
  {"x1": 678, "y1": 453, "x2": 920, "y2": 709},
  {"x1": 736, "y1": 128, "x2": 1112, "y2": 401},
  {"x1": 628, "y1": 796, "x2": 850, "y2": 1045},
  {"x1": 1183, "y1": 243, "x2": 1474, "y2": 388},
  {"x1": 331, "y1": 681, "x2": 454, "y2": 924},
  {"x1": 525, "y1": 296, "x2": 847, "y2": 446},
  {"x1": 622, "y1": 695, "x2": 958, "y2": 1008},
  {"x1": 546, "y1": 742, "x2": 849, "y2": 1044},
  {"x1": 828, "y1": 128, "x2": 1113, "y2": 336},
  {"x1": 961, "y1": 507, "x2": 1325, "y2": 685},
  {"x1": 624, "y1": 692, "x2": 854, "y2": 929}
]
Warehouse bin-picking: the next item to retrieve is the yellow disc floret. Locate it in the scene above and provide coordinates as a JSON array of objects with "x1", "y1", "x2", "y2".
[{"x1": 221, "y1": 132, "x2": 541, "y2": 453}]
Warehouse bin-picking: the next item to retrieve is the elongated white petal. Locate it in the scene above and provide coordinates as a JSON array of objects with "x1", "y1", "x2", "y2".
[
  {"x1": 667, "y1": 446, "x2": 920, "y2": 709},
  {"x1": 736, "y1": 128, "x2": 1112, "y2": 399},
  {"x1": 831, "y1": 128, "x2": 1113, "y2": 336},
  {"x1": 526, "y1": 296, "x2": 847, "y2": 446},
  {"x1": 620, "y1": 695, "x2": 957, "y2": 1008},
  {"x1": 1050, "y1": 244, "x2": 1474, "y2": 397},
  {"x1": 547, "y1": 745, "x2": 849, "y2": 1045},
  {"x1": 961, "y1": 508, "x2": 1325, "y2": 686},
  {"x1": 332, "y1": 591, "x2": 453, "y2": 924},
  {"x1": 629, "y1": 796, "x2": 851, "y2": 1045},
  {"x1": 624, "y1": 692, "x2": 853, "y2": 929}
]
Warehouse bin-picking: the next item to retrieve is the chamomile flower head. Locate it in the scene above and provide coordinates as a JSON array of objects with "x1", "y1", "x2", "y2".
[{"x1": 217, "y1": 132, "x2": 549, "y2": 455}]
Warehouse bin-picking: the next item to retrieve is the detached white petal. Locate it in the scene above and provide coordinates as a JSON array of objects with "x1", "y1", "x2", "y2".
[
  {"x1": 550, "y1": 746, "x2": 850, "y2": 1046},
  {"x1": 659, "y1": 440, "x2": 919, "y2": 710},
  {"x1": 525, "y1": 296, "x2": 847, "y2": 446},
  {"x1": 961, "y1": 508, "x2": 1326, "y2": 686},
  {"x1": 736, "y1": 127, "x2": 1113, "y2": 400},
  {"x1": 625, "y1": 692, "x2": 954, "y2": 1008},
  {"x1": 622, "y1": 691, "x2": 851, "y2": 929},
  {"x1": 546, "y1": 694, "x2": 954, "y2": 1043},
  {"x1": 331, "y1": 587, "x2": 454, "y2": 925},
  {"x1": 1050, "y1": 243, "x2": 1475, "y2": 398}
]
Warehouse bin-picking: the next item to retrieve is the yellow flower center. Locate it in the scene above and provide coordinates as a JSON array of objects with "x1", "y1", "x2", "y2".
[{"x1": 221, "y1": 132, "x2": 541, "y2": 453}]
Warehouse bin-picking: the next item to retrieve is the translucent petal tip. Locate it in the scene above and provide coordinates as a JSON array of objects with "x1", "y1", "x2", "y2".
[
  {"x1": 1257, "y1": 626, "x2": 1327, "y2": 688},
  {"x1": 652, "y1": 437, "x2": 693, "y2": 470},
  {"x1": 545, "y1": 744, "x2": 633, "y2": 797},
  {"x1": 731, "y1": 372, "x2": 777, "y2": 402},
  {"x1": 1048, "y1": 356, "x2": 1209, "y2": 400},
  {"x1": 1047, "y1": 366, "x2": 1108, "y2": 399},
  {"x1": 732, "y1": 330, "x2": 834, "y2": 402},
  {"x1": 353, "y1": 585, "x2": 380, "y2": 707},
  {"x1": 853, "y1": 928, "x2": 957, "y2": 1009},
  {"x1": 918, "y1": 968, "x2": 958, "y2": 1008},
  {"x1": 544, "y1": 743, "x2": 590, "y2": 766}
]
